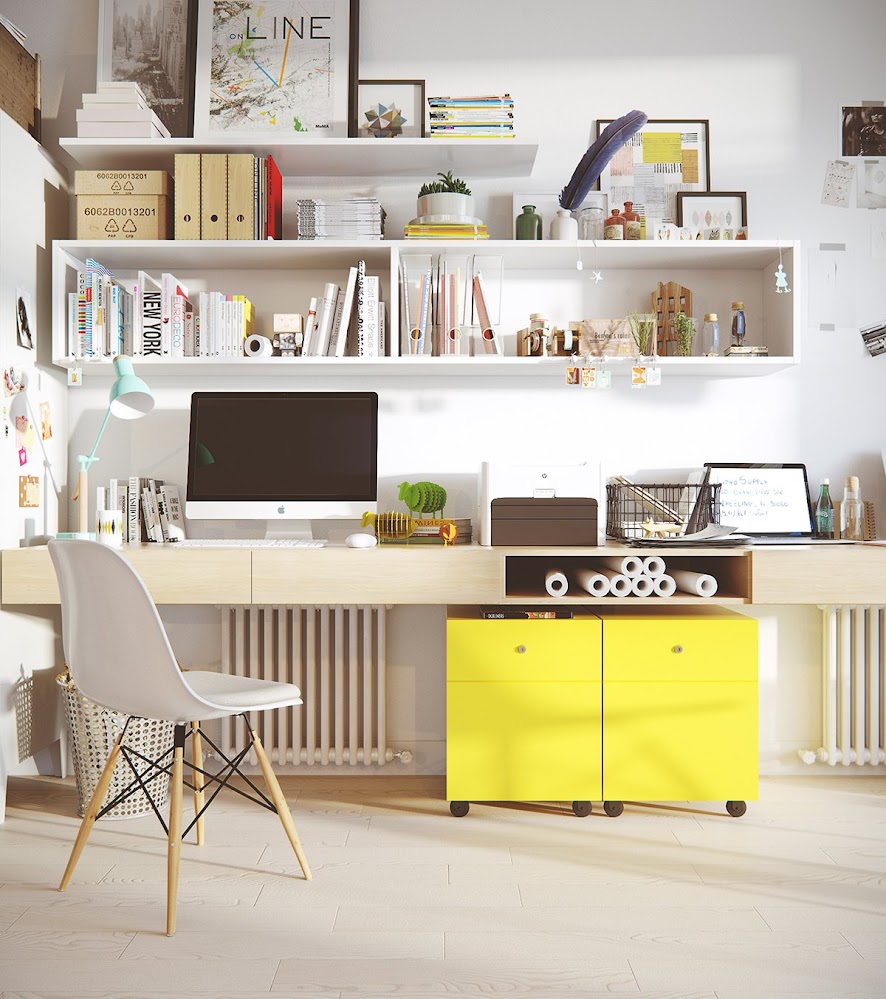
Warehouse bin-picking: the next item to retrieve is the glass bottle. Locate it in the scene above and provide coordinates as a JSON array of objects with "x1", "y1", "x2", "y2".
[
  {"x1": 604, "y1": 208, "x2": 625, "y2": 240},
  {"x1": 578, "y1": 206, "x2": 604, "y2": 240},
  {"x1": 622, "y1": 201, "x2": 641, "y2": 240},
  {"x1": 730, "y1": 300, "x2": 746, "y2": 347},
  {"x1": 700, "y1": 312, "x2": 720, "y2": 356},
  {"x1": 840, "y1": 475, "x2": 864, "y2": 541},
  {"x1": 550, "y1": 208, "x2": 579, "y2": 240},
  {"x1": 814, "y1": 479, "x2": 834, "y2": 538},
  {"x1": 515, "y1": 205, "x2": 542, "y2": 240}
]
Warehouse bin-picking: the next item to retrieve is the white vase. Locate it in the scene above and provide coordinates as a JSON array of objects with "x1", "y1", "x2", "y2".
[
  {"x1": 550, "y1": 209, "x2": 579, "y2": 240},
  {"x1": 416, "y1": 192, "x2": 474, "y2": 220}
]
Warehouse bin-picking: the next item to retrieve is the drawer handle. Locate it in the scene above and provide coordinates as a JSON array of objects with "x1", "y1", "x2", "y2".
[
  {"x1": 673, "y1": 645, "x2": 684, "y2": 653},
  {"x1": 516, "y1": 645, "x2": 527, "y2": 654}
]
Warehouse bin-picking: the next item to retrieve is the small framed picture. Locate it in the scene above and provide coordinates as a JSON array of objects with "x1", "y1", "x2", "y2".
[
  {"x1": 676, "y1": 191, "x2": 748, "y2": 236},
  {"x1": 842, "y1": 106, "x2": 886, "y2": 157},
  {"x1": 16, "y1": 288, "x2": 34, "y2": 350},
  {"x1": 355, "y1": 79, "x2": 425, "y2": 138},
  {"x1": 97, "y1": 0, "x2": 199, "y2": 137}
]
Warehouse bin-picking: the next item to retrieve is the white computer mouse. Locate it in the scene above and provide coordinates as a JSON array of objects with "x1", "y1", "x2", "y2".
[{"x1": 345, "y1": 533, "x2": 378, "y2": 549}]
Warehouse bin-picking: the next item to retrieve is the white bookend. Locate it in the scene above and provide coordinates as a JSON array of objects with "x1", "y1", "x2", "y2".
[
  {"x1": 358, "y1": 275, "x2": 380, "y2": 357},
  {"x1": 138, "y1": 271, "x2": 162, "y2": 358},
  {"x1": 329, "y1": 266, "x2": 359, "y2": 357},
  {"x1": 312, "y1": 282, "x2": 340, "y2": 356},
  {"x1": 159, "y1": 484, "x2": 187, "y2": 541},
  {"x1": 474, "y1": 273, "x2": 502, "y2": 355}
]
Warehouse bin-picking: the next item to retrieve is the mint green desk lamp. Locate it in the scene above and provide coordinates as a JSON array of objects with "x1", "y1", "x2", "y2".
[{"x1": 62, "y1": 356, "x2": 154, "y2": 539}]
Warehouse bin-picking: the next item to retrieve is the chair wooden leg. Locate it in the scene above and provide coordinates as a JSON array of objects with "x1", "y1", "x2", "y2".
[
  {"x1": 166, "y1": 725, "x2": 185, "y2": 936},
  {"x1": 59, "y1": 735, "x2": 123, "y2": 891},
  {"x1": 251, "y1": 730, "x2": 311, "y2": 881},
  {"x1": 191, "y1": 721, "x2": 205, "y2": 846}
]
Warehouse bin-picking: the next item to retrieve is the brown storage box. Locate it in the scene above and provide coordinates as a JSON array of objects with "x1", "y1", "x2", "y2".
[
  {"x1": 0, "y1": 21, "x2": 40, "y2": 139},
  {"x1": 491, "y1": 497, "x2": 598, "y2": 546},
  {"x1": 74, "y1": 170, "x2": 171, "y2": 197},
  {"x1": 76, "y1": 195, "x2": 170, "y2": 240}
]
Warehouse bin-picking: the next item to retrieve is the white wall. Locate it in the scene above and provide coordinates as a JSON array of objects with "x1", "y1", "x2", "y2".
[{"x1": 2, "y1": 0, "x2": 885, "y2": 777}]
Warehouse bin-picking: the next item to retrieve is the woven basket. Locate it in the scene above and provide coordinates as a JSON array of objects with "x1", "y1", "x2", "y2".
[{"x1": 57, "y1": 673, "x2": 175, "y2": 820}]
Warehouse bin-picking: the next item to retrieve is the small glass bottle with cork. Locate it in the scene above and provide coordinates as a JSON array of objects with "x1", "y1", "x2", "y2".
[{"x1": 840, "y1": 475, "x2": 864, "y2": 541}]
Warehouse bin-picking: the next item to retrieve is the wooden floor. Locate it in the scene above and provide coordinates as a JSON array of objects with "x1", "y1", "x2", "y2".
[{"x1": 0, "y1": 773, "x2": 885, "y2": 998}]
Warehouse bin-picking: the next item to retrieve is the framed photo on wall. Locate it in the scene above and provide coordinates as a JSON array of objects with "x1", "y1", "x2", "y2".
[
  {"x1": 355, "y1": 80, "x2": 426, "y2": 138},
  {"x1": 97, "y1": 0, "x2": 199, "y2": 137},
  {"x1": 595, "y1": 118, "x2": 710, "y2": 238},
  {"x1": 676, "y1": 191, "x2": 748, "y2": 237},
  {"x1": 194, "y1": 0, "x2": 359, "y2": 138}
]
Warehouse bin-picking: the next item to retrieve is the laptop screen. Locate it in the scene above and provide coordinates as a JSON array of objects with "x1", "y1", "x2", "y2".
[{"x1": 704, "y1": 463, "x2": 815, "y2": 535}]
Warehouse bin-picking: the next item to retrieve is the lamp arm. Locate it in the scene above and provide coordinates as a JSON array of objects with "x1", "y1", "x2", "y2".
[
  {"x1": 71, "y1": 405, "x2": 112, "y2": 533},
  {"x1": 81, "y1": 406, "x2": 113, "y2": 470}
]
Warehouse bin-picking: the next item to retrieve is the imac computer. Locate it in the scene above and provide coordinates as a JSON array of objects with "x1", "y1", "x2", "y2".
[{"x1": 185, "y1": 391, "x2": 378, "y2": 540}]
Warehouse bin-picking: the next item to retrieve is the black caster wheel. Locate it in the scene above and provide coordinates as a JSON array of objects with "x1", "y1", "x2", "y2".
[
  {"x1": 571, "y1": 800, "x2": 592, "y2": 817},
  {"x1": 603, "y1": 800, "x2": 624, "y2": 817},
  {"x1": 726, "y1": 800, "x2": 747, "y2": 817},
  {"x1": 449, "y1": 801, "x2": 470, "y2": 817}
]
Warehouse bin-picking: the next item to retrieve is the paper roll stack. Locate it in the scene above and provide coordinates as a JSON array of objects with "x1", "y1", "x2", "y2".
[
  {"x1": 244, "y1": 334, "x2": 274, "y2": 357},
  {"x1": 642, "y1": 555, "x2": 667, "y2": 578},
  {"x1": 670, "y1": 568, "x2": 718, "y2": 597},
  {"x1": 598, "y1": 555, "x2": 644, "y2": 578},
  {"x1": 575, "y1": 568, "x2": 611, "y2": 597},
  {"x1": 653, "y1": 573, "x2": 677, "y2": 597},
  {"x1": 596, "y1": 567, "x2": 632, "y2": 597},
  {"x1": 630, "y1": 574, "x2": 656, "y2": 597},
  {"x1": 545, "y1": 569, "x2": 569, "y2": 596}
]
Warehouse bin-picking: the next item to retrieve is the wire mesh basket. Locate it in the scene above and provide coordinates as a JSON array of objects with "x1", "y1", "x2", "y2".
[
  {"x1": 57, "y1": 673, "x2": 174, "y2": 820},
  {"x1": 606, "y1": 481, "x2": 721, "y2": 540}
]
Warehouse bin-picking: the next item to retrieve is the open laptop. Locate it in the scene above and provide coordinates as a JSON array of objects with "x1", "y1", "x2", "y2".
[{"x1": 704, "y1": 462, "x2": 853, "y2": 544}]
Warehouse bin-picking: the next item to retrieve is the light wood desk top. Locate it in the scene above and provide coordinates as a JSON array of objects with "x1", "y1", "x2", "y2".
[{"x1": 1, "y1": 542, "x2": 884, "y2": 607}]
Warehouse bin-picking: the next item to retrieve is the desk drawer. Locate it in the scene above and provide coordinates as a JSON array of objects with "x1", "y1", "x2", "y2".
[
  {"x1": 603, "y1": 616, "x2": 757, "y2": 682},
  {"x1": 447, "y1": 618, "x2": 601, "y2": 682}
]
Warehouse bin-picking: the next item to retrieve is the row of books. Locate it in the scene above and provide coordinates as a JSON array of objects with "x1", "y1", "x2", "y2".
[
  {"x1": 98, "y1": 478, "x2": 185, "y2": 544},
  {"x1": 404, "y1": 221, "x2": 490, "y2": 240},
  {"x1": 295, "y1": 198, "x2": 385, "y2": 240},
  {"x1": 76, "y1": 82, "x2": 170, "y2": 139},
  {"x1": 427, "y1": 94, "x2": 515, "y2": 139},
  {"x1": 66, "y1": 258, "x2": 254, "y2": 360},
  {"x1": 174, "y1": 153, "x2": 282, "y2": 240},
  {"x1": 301, "y1": 260, "x2": 384, "y2": 357}
]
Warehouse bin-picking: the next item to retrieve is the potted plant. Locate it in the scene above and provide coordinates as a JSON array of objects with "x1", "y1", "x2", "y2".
[
  {"x1": 626, "y1": 310, "x2": 656, "y2": 356},
  {"x1": 417, "y1": 171, "x2": 474, "y2": 220},
  {"x1": 672, "y1": 311, "x2": 696, "y2": 356}
]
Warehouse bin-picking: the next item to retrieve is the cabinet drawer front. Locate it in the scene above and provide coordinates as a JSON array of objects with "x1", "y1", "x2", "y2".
[
  {"x1": 447, "y1": 619, "x2": 602, "y2": 682},
  {"x1": 604, "y1": 618, "x2": 757, "y2": 681},
  {"x1": 447, "y1": 681, "x2": 602, "y2": 801}
]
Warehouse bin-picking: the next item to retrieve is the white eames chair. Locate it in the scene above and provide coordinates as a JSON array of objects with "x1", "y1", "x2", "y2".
[{"x1": 48, "y1": 539, "x2": 311, "y2": 936}]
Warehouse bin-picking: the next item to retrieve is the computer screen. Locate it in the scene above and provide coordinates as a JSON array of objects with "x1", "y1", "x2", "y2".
[{"x1": 186, "y1": 391, "x2": 378, "y2": 525}]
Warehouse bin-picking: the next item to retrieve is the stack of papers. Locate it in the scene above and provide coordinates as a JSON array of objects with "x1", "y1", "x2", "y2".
[
  {"x1": 428, "y1": 95, "x2": 515, "y2": 138},
  {"x1": 295, "y1": 199, "x2": 385, "y2": 240},
  {"x1": 625, "y1": 524, "x2": 750, "y2": 548},
  {"x1": 76, "y1": 82, "x2": 170, "y2": 139}
]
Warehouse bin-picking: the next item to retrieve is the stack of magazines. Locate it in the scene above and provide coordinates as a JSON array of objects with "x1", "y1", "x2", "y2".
[
  {"x1": 427, "y1": 94, "x2": 515, "y2": 138},
  {"x1": 296, "y1": 198, "x2": 385, "y2": 240}
]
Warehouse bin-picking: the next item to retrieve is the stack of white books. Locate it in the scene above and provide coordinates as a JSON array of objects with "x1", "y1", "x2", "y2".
[
  {"x1": 295, "y1": 198, "x2": 385, "y2": 240},
  {"x1": 76, "y1": 82, "x2": 171, "y2": 139}
]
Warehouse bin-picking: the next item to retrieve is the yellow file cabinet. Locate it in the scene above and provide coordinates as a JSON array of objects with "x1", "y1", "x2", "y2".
[
  {"x1": 599, "y1": 608, "x2": 758, "y2": 817},
  {"x1": 446, "y1": 615, "x2": 602, "y2": 817}
]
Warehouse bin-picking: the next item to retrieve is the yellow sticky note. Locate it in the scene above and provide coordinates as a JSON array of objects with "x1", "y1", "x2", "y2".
[
  {"x1": 682, "y1": 149, "x2": 700, "y2": 184},
  {"x1": 642, "y1": 132, "x2": 682, "y2": 164}
]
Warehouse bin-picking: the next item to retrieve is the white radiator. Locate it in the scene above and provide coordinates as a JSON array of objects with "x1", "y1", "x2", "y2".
[
  {"x1": 221, "y1": 605, "x2": 408, "y2": 767},
  {"x1": 800, "y1": 605, "x2": 885, "y2": 766}
]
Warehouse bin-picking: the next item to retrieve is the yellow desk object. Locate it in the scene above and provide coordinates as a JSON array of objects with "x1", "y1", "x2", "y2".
[
  {"x1": 598, "y1": 606, "x2": 758, "y2": 818},
  {"x1": 446, "y1": 613, "x2": 602, "y2": 817}
]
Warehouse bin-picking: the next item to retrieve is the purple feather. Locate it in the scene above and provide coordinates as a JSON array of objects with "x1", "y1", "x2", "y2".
[{"x1": 559, "y1": 110, "x2": 649, "y2": 211}]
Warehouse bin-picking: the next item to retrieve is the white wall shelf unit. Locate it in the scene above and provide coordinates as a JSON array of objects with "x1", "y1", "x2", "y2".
[
  {"x1": 52, "y1": 239, "x2": 800, "y2": 376},
  {"x1": 57, "y1": 136, "x2": 540, "y2": 177}
]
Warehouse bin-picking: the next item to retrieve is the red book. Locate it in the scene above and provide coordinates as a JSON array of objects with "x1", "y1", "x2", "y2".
[{"x1": 266, "y1": 154, "x2": 282, "y2": 240}]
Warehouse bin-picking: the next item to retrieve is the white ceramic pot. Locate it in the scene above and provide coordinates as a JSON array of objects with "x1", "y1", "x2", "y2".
[
  {"x1": 550, "y1": 208, "x2": 579, "y2": 240},
  {"x1": 417, "y1": 192, "x2": 474, "y2": 219}
]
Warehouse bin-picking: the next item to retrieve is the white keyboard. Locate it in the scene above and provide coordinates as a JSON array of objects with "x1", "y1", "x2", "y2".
[{"x1": 173, "y1": 538, "x2": 328, "y2": 549}]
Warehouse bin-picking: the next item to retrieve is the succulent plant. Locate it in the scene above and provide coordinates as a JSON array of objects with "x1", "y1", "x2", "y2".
[{"x1": 418, "y1": 170, "x2": 472, "y2": 197}]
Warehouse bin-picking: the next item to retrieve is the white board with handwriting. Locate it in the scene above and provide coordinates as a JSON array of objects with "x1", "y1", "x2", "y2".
[{"x1": 706, "y1": 466, "x2": 814, "y2": 533}]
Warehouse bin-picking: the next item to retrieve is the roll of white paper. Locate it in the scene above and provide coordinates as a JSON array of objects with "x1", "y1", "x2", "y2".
[
  {"x1": 597, "y1": 555, "x2": 645, "y2": 578},
  {"x1": 630, "y1": 574, "x2": 656, "y2": 597},
  {"x1": 244, "y1": 334, "x2": 274, "y2": 357},
  {"x1": 653, "y1": 573, "x2": 677, "y2": 597},
  {"x1": 643, "y1": 555, "x2": 667, "y2": 578},
  {"x1": 596, "y1": 567, "x2": 632, "y2": 597},
  {"x1": 575, "y1": 568, "x2": 611, "y2": 597},
  {"x1": 545, "y1": 569, "x2": 569, "y2": 596},
  {"x1": 670, "y1": 568, "x2": 719, "y2": 597}
]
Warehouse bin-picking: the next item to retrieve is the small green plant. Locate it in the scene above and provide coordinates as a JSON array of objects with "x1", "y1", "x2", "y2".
[
  {"x1": 626, "y1": 311, "x2": 656, "y2": 356},
  {"x1": 418, "y1": 170, "x2": 472, "y2": 197},
  {"x1": 672, "y1": 311, "x2": 696, "y2": 356}
]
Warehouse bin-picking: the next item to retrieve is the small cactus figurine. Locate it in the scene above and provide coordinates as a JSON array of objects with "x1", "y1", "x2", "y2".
[{"x1": 398, "y1": 480, "x2": 447, "y2": 518}]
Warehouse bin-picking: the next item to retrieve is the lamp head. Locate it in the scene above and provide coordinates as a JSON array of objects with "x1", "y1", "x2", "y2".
[{"x1": 109, "y1": 355, "x2": 154, "y2": 420}]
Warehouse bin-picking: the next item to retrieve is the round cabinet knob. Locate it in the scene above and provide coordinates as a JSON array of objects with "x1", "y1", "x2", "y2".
[
  {"x1": 672, "y1": 645, "x2": 684, "y2": 653},
  {"x1": 516, "y1": 645, "x2": 527, "y2": 654}
]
